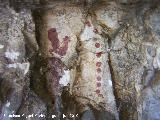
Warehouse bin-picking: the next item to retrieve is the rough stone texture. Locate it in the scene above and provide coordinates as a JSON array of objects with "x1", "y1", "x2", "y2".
[
  {"x1": 0, "y1": 4, "x2": 28, "y2": 120},
  {"x1": 0, "y1": 0, "x2": 160, "y2": 120},
  {"x1": 0, "y1": 1, "x2": 45, "y2": 120},
  {"x1": 15, "y1": 91, "x2": 47, "y2": 120}
]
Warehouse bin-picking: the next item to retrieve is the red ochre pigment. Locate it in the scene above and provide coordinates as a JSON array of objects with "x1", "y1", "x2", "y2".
[
  {"x1": 57, "y1": 36, "x2": 70, "y2": 56},
  {"x1": 48, "y1": 28, "x2": 70, "y2": 56},
  {"x1": 96, "y1": 89, "x2": 100, "y2": 94},
  {"x1": 97, "y1": 68, "x2": 102, "y2": 73},
  {"x1": 85, "y1": 21, "x2": 91, "y2": 27},
  {"x1": 96, "y1": 62, "x2": 102, "y2": 67},
  {"x1": 93, "y1": 28, "x2": 99, "y2": 34},
  {"x1": 96, "y1": 52, "x2": 103, "y2": 58},
  {"x1": 97, "y1": 76, "x2": 101, "y2": 81},
  {"x1": 48, "y1": 28, "x2": 60, "y2": 52},
  {"x1": 97, "y1": 82, "x2": 101, "y2": 87},
  {"x1": 95, "y1": 43, "x2": 100, "y2": 48}
]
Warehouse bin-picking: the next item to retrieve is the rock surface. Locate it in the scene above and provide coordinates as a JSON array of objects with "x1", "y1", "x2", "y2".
[{"x1": 0, "y1": 0, "x2": 160, "y2": 120}]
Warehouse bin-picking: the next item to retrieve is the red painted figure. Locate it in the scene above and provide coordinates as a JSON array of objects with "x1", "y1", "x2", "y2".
[
  {"x1": 97, "y1": 76, "x2": 101, "y2": 81},
  {"x1": 48, "y1": 28, "x2": 70, "y2": 56},
  {"x1": 47, "y1": 28, "x2": 70, "y2": 118}
]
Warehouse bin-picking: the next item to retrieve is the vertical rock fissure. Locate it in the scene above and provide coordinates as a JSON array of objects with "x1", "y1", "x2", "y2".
[
  {"x1": 104, "y1": 33, "x2": 120, "y2": 119},
  {"x1": 107, "y1": 44, "x2": 119, "y2": 109}
]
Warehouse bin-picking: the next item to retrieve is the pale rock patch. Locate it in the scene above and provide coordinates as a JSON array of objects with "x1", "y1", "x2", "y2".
[
  {"x1": 59, "y1": 70, "x2": 70, "y2": 86},
  {"x1": 0, "y1": 44, "x2": 4, "y2": 49},
  {"x1": 7, "y1": 62, "x2": 30, "y2": 75},
  {"x1": 5, "y1": 51, "x2": 20, "y2": 61}
]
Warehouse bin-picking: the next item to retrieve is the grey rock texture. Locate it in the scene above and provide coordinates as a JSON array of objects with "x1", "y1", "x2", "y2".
[
  {"x1": 0, "y1": 0, "x2": 160, "y2": 120},
  {"x1": 0, "y1": 1, "x2": 45, "y2": 120}
]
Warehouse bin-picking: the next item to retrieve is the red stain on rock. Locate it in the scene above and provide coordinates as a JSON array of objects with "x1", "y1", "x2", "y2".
[
  {"x1": 96, "y1": 52, "x2": 103, "y2": 58},
  {"x1": 93, "y1": 28, "x2": 98, "y2": 34},
  {"x1": 97, "y1": 68, "x2": 102, "y2": 73},
  {"x1": 95, "y1": 43, "x2": 100, "y2": 48},
  {"x1": 97, "y1": 82, "x2": 101, "y2": 87},
  {"x1": 96, "y1": 62, "x2": 102, "y2": 67},
  {"x1": 85, "y1": 21, "x2": 91, "y2": 27},
  {"x1": 47, "y1": 57, "x2": 63, "y2": 98},
  {"x1": 97, "y1": 76, "x2": 101, "y2": 81},
  {"x1": 48, "y1": 28, "x2": 70, "y2": 56}
]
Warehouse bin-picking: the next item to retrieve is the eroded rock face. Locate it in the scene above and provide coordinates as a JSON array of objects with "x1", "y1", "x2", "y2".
[
  {"x1": 0, "y1": 0, "x2": 160, "y2": 120},
  {"x1": 0, "y1": 5, "x2": 28, "y2": 120},
  {"x1": 0, "y1": 2, "x2": 44, "y2": 120}
]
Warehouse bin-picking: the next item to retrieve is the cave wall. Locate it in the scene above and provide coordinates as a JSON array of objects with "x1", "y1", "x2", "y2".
[{"x1": 0, "y1": 0, "x2": 160, "y2": 120}]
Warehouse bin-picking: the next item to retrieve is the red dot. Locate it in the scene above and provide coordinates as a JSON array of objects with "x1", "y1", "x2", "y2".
[
  {"x1": 97, "y1": 82, "x2": 101, "y2": 87},
  {"x1": 85, "y1": 21, "x2": 91, "y2": 27},
  {"x1": 96, "y1": 62, "x2": 102, "y2": 67},
  {"x1": 97, "y1": 76, "x2": 101, "y2": 81},
  {"x1": 95, "y1": 43, "x2": 100, "y2": 48},
  {"x1": 93, "y1": 29, "x2": 98, "y2": 34},
  {"x1": 98, "y1": 94, "x2": 104, "y2": 98},
  {"x1": 96, "y1": 52, "x2": 102, "y2": 58},
  {"x1": 97, "y1": 68, "x2": 101, "y2": 73},
  {"x1": 96, "y1": 89, "x2": 100, "y2": 94}
]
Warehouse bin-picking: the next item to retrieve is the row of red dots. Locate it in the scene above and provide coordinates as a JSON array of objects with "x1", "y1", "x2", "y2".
[
  {"x1": 85, "y1": 21, "x2": 103, "y2": 98},
  {"x1": 95, "y1": 42, "x2": 104, "y2": 98}
]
